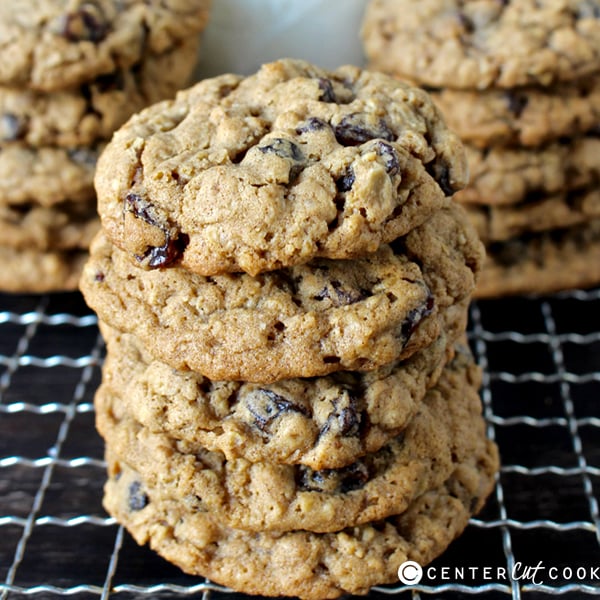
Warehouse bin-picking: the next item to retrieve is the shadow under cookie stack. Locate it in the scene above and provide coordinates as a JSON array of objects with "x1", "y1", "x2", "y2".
[
  {"x1": 0, "y1": 0, "x2": 210, "y2": 293},
  {"x1": 362, "y1": 0, "x2": 600, "y2": 297},
  {"x1": 81, "y1": 59, "x2": 499, "y2": 599}
]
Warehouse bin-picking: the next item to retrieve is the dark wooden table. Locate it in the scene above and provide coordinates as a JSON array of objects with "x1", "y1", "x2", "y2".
[{"x1": 1, "y1": 290, "x2": 599, "y2": 600}]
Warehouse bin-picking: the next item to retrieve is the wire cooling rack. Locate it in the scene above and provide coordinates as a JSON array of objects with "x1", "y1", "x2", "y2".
[{"x1": 0, "y1": 289, "x2": 599, "y2": 600}]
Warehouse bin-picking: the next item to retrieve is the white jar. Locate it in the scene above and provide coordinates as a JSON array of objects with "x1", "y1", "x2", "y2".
[{"x1": 195, "y1": 0, "x2": 368, "y2": 79}]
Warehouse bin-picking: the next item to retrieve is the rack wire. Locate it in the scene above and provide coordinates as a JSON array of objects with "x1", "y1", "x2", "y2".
[{"x1": 0, "y1": 289, "x2": 599, "y2": 600}]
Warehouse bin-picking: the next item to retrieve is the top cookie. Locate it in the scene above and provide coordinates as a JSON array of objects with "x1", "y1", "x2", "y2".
[
  {"x1": 362, "y1": 0, "x2": 600, "y2": 90},
  {"x1": 95, "y1": 58, "x2": 467, "y2": 276},
  {"x1": 0, "y1": 0, "x2": 211, "y2": 92}
]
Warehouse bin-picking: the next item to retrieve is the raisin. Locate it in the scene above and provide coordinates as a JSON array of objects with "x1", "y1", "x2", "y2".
[
  {"x1": 258, "y1": 138, "x2": 304, "y2": 162},
  {"x1": 95, "y1": 70, "x2": 126, "y2": 93},
  {"x1": 0, "y1": 113, "x2": 26, "y2": 141},
  {"x1": 258, "y1": 138, "x2": 306, "y2": 182},
  {"x1": 505, "y1": 91, "x2": 529, "y2": 117},
  {"x1": 318, "y1": 78, "x2": 337, "y2": 103},
  {"x1": 296, "y1": 117, "x2": 328, "y2": 134},
  {"x1": 245, "y1": 389, "x2": 309, "y2": 432},
  {"x1": 128, "y1": 481, "x2": 148, "y2": 511},
  {"x1": 68, "y1": 147, "x2": 97, "y2": 166},
  {"x1": 296, "y1": 461, "x2": 370, "y2": 493},
  {"x1": 457, "y1": 12, "x2": 475, "y2": 33},
  {"x1": 125, "y1": 193, "x2": 160, "y2": 228},
  {"x1": 426, "y1": 162, "x2": 455, "y2": 196},
  {"x1": 141, "y1": 233, "x2": 189, "y2": 268},
  {"x1": 61, "y1": 3, "x2": 109, "y2": 43},
  {"x1": 374, "y1": 141, "x2": 400, "y2": 175},
  {"x1": 577, "y1": 1, "x2": 600, "y2": 18},
  {"x1": 334, "y1": 113, "x2": 394, "y2": 146},
  {"x1": 335, "y1": 167, "x2": 355, "y2": 192},
  {"x1": 314, "y1": 279, "x2": 366, "y2": 306},
  {"x1": 400, "y1": 292, "x2": 434, "y2": 345},
  {"x1": 320, "y1": 392, "x2": 361, "y2": 438},
  {"x1": 338, "y1": 462, "x2": 370, "y2": 493},
  {"x1": 491, "y1": 239, "x2": 527, "y2": 267}
]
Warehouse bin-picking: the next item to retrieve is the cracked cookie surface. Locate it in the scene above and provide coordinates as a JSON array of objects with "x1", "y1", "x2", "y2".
[
  {"x1": 362, "y1": 0, "x2": 600, "y2": 90},
  {"x1": 81, "y1": 202, "x2": 483, "y2": 382},
  {"x1": 95, "y1": 58, "x2": 467, "y2": 276}
]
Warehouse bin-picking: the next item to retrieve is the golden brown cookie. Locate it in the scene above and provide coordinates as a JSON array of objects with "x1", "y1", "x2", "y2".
[
  {"x1": 0, "y1": 38, "x2": 199, "y2": 147},
  {"x1": 96, "y1": 346, "x2": 488, "y2": 534},
  {"x1": 100, "y1": 323, "x2": 455, "y2": 470},
  {"x1": 0, "y1": 0, "x2": 211, "y2": 91},
  {"x1": 81, "y1": 202, "x2": 483, "y2": 382},
  {"x1": 102, "y1": 436, "x2": 498, "y2": 599},
  {"x1": 362, "y1": 0, "x2": 600, "y2": 90},
  {"x1": 95, "y1": 58, "x2": 467, "y2": 276}
]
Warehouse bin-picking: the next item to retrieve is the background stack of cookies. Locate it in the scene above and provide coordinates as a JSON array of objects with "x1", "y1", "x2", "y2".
[
  {"x1": 81, "y1": 59, "x2": 498, "y2": 598},
  {"x1": 362, "y1": 0, "x2": 600, "y2": 297},
  {"x1": 0, "y1": 0, "x2": 211, "y2": 293}
]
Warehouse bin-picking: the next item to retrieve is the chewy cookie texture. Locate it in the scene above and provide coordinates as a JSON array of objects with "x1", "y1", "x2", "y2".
[
  {"x1": 363, "y1": 0, "x2": 600, "y2": 297},
  {"x1": 83, "y1": 58, "x2": 499, "y2": 597},
  {"x1": 0, "y1": 0, "x2": 210, "y2": 294},
  {"x1": 94, "y1": 58, "x2": 467, "y2": 276}
]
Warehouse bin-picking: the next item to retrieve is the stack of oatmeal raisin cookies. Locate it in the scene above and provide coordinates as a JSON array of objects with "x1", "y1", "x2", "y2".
[
  {"x1": 363, "y1": 0, "x2": 600, "y2": 297},
  {"x1": 0, "y1": 0, "x2": 210, "y2": 293},
  {"x1": 81, "y1": 59, "x2": 498, "y2": 599}
]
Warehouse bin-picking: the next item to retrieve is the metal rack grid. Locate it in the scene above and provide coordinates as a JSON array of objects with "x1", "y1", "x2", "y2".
[{"x1": 0, "y1": 288, "x2": 599, "y2": 600}]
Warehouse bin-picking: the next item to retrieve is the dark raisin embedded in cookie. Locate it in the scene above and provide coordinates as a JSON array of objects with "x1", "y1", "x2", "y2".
[
  {"x1": 95, "y1": 59, "x2": 467, "y2": 275},
  {"x1": 61, "y1": 3, "x2": 109, "y2": 43},
  {"x1": 401, "y1": 293, "x2": 435, "y2": 343},
  {"x1": 245, "y1": 389, "x2": 310, "y2": 433},
  {"x1": 333, "y1": 113, "x2": 394, "y2": 146},
  {"x1": 128, "y1": 480, "x2": 148, "y2": 511},
  {"x1": 124, "y1": 193, "x2": 189, "y2": 268},
  {"x1": 0, "y1": 113, "x2": 26, "y2": 141},
  {"x1": 318, "y1": 78, "x2": 337, "y2": 103}
]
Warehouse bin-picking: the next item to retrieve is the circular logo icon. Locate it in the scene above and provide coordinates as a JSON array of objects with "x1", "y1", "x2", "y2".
[{"x1": 398, "y1": 561, "x2": 423, "y2": 585}]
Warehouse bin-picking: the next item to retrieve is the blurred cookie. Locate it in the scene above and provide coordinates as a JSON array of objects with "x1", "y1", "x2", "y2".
[
  {"x1": 95, "y1": 58, "x2": 467, "y2": 276},
  {"x1": 0, "y1": 144, "x2": 100, "y2": 206},
  {"x1": 427, "y1": 75, "x2": 600, "y2": 149},
  {"x1": 0, "y1": 38, "x2": 199, "y2": 147},
  {"x1": 0, "y1": 245, "x2": 87, "y2": 293},
  {"x1": 468, "y1": 188, "x2": 600, "y2": 243},
  {"x1": 362, "y1": 0, "x2": 600, "y2": 90},
  {"x1": 0, "y1": 0, "x2": 211, "y2": 91},
  {"x1": 476, "y1": 219, "x2": 600, "y2": 297},
  {"x1": 0, "y1": 200, "x2": 99, "y2": 251},
  {"x1": 456, "y1": 136, "x2": 600, "y2": 206}
]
